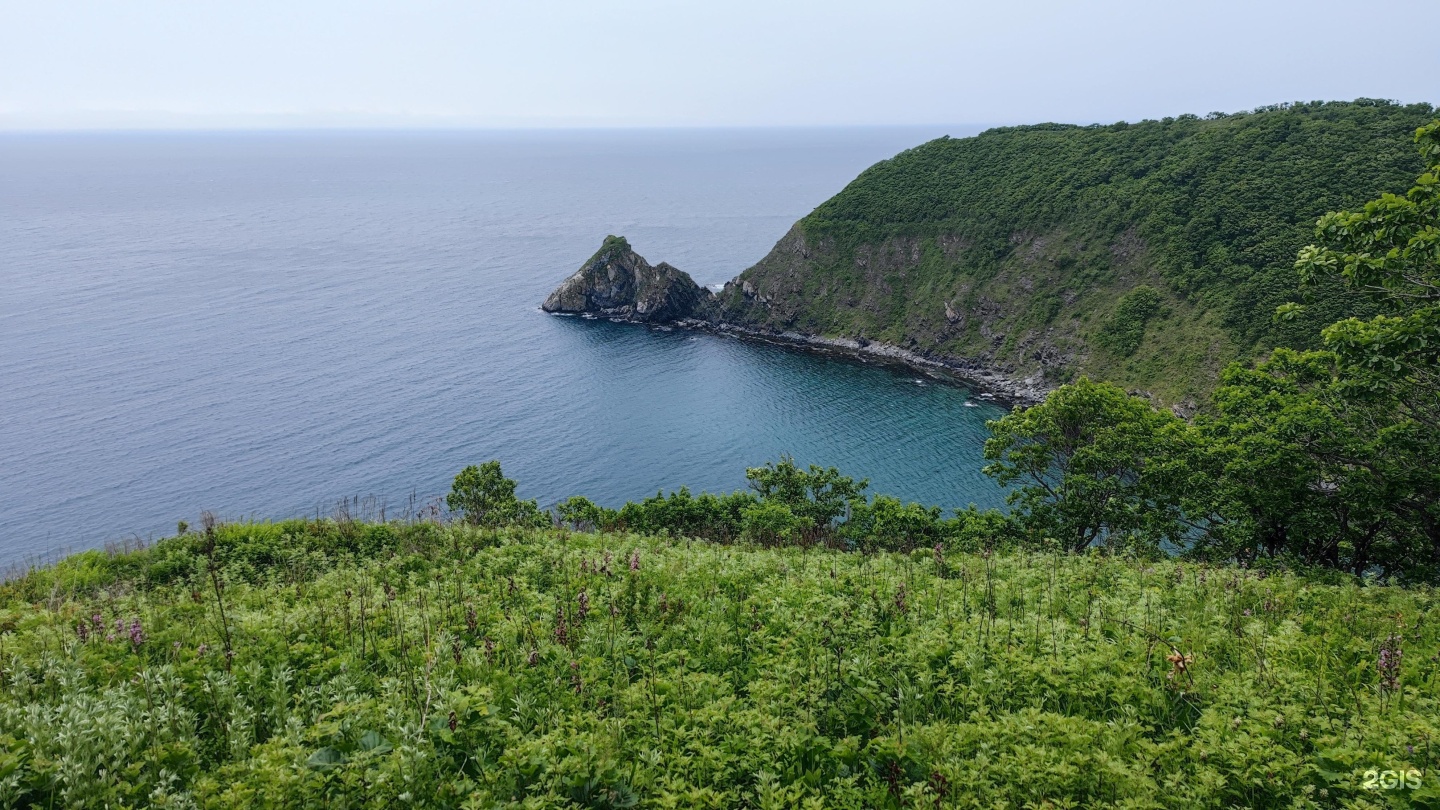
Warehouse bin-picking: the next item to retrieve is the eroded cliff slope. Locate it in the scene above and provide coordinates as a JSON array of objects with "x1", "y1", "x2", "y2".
[{"x1": 710, "y1": 100, "x2": 1436, "y2": 404}]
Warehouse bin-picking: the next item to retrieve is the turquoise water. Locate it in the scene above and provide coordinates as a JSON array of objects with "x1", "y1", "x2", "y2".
[{"x1": 0, "y1": 128, "x2": 1003, "y2": 564}]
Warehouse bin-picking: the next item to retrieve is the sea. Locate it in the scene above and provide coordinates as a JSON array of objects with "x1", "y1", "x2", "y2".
[{"x1": 0, "y1": 127, "x2": 1005, "y2": 566}]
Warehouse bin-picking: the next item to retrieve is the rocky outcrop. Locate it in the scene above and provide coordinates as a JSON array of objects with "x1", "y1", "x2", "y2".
[
  {"x1": 541, "y1": 233, "x2": 1046, "y2": 403},
  {"x1": 541, "y1": 236, "x2": 710, "y2": 323}
]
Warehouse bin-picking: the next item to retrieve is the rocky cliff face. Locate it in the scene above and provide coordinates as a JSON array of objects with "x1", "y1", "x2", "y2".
[{"x1": 541, "y1": 235, "x2": 710, "y2": 323}]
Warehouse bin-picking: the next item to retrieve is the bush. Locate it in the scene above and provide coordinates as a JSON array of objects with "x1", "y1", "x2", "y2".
[
  {"x1": 2, "y1": 528, "x2": 1434, "y2": 807},
  {"x1": 446, "y1": 461, "x2": 545, "y2": 528}
]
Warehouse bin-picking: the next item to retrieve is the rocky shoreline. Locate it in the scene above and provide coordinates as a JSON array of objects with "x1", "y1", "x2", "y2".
[
  {"x1": 541, "y1": 235, "x2": 1050, "y2": 407},
  {"x1": 687, "y1": 319, "x2": 1046, "y2": 406}
]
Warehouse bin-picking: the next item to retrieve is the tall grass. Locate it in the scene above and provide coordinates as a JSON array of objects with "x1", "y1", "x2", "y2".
[{"x1": 1, "y1": 521, "x2": 1436, "y2": 807}]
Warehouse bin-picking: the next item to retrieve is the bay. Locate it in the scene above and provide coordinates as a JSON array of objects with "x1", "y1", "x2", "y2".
[{"x1": 0, "y1": 127, "x2": 1003, "y2": 565}]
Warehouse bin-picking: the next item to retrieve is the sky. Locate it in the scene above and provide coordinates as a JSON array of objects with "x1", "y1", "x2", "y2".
[{"x1": 1, "y1": 0, "x2": 1435, "y2": 130}]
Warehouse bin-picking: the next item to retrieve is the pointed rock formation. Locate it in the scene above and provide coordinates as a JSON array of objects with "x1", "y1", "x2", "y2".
[{"x1": 542, "y1": 236, "x2": 710, "y2": 323}]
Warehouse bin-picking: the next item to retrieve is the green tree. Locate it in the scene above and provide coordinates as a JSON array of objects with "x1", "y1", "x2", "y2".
[
  {"x1": 740, "y1": 501, "x2": 812, "y2": 546},
  {"x1": 1289, "y1": 120, "x2": 1440, "y2": 389},
  {"x1": 744, "y1": 456, "x2": 868, "y2": 532},
  {"x1": 1198, "y1": 351, "x2": 1391, "y2": 573},
  {"x1": 1269, "y1": 119, "x2": 1440, "y2": 577},
  {"x1": 446, "y1": 461, "x2": 544, "y2": 528},
  {"x1": 983, "y1": 379, "x2": 1196, "y2": 553},
  {"x1": 842, "y1": 495, "x2": 944, "y2": 552},
  {"x1": 556, "y1": 496, "x2": 617, "y2": 532}
]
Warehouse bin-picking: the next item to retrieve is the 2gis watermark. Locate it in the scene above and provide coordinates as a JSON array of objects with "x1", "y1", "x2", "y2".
[{"x1": 1361, "y1": 768, "x2": 1424, "y2": 791}]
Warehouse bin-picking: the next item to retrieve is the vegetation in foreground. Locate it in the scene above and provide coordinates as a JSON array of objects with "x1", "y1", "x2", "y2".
[{"x1": 3, "y1": 516, "x2": 1438, "y2": 809}]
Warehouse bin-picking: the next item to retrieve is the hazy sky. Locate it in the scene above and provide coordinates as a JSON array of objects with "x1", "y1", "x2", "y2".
[{"x1": 2, "y1": 0, "x2": 1435, "y2": 129}]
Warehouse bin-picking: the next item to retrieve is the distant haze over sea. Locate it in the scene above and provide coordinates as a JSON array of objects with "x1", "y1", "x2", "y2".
[{"x1": 0, "y1": 128, "x2": 1002, "y2": 565}]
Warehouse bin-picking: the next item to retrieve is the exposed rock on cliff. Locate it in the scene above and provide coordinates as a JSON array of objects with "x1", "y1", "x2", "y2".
[
  {"x1": 707, "y1": 102, "x2": 1435, "y2": 404},
  {"x1": 543, "y1": 103, "x2": 1435, "y2": 404},
  {"x1": 541, "y1": 236, "x2": 710, "y2": 323}
]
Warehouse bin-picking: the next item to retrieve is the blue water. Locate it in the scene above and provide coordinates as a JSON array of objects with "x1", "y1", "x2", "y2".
[{"x1": 0, "y1": 128, "x2": 1005, "y2": 565}]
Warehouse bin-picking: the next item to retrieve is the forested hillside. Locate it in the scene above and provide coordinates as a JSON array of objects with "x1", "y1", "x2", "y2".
[{"x1": 714, "y1": 100, "x2": 1436, "y2": 404}]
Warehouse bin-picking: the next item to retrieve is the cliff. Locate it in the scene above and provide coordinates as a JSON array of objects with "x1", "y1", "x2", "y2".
[
  {"x1": 711, "y1": 100, "x2": 1436, "y2": 404},
  {"x1": 544, "y1": 101, "x2": 1437, "y2": 404},
  {"x1": 541, "y1": 235, "x2": 711, "y2": 323}
]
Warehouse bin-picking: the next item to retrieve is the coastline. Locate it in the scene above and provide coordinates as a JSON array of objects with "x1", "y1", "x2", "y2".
[{"x1": 558, "y1": 310, "x2": 1049, "y2": 407}]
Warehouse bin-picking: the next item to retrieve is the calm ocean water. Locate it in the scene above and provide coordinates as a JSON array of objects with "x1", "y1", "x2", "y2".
[{"x1": 0, "y1": 128, "x2": 1004, "y2": 565}]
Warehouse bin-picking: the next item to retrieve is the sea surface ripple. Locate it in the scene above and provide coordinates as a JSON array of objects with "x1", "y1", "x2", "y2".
[{"x1": 0, "y1": 128, "x2": 1001, "y2": 565}]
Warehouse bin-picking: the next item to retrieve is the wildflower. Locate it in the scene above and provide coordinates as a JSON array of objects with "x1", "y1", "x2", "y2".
[
  {"x1": 1379, "y1": 634, "x2": 1403, "y2": 693},
  {"x1": 384, "y1": 583, "x2": 396, "y2": 602},
  {"x1": 91, "y1": 614, "x2": 104, "y2": 628},
  {"x1": 1243, "y1": 608, "x2": 1252, "y2": 617},
  {"x1": 629, "y1": 550, "x2": 641, "y2": 571},
  {"x1": 554, "y1": 607, "x2": 570, "y2": 647},
  {"x1": 570, "y1": 660, "x2": 583, "y2": 693},
  {"x1": 602, "y1": 552, "x2": 613, "y2": 576},
  {"x1": 128, "y1": 618, "x2": 145, "y2": 647},
  {"x1": 448, "y1": 711, "x2": 457, "y2": 733},
  {"x1": 893, "y1": 585, "x2": 908, "y2": 615},
  {"x1": 483, "y1": 636, "x2": 495, "y2": 663},
  {"x1": 76, "y1": 622, "x2": 90, "y2": 642},
  {"x1": 928, "y1": 770, "x2": 950, "y2": 802},
  {"x1": 526, "y1": 648, "x2": 539, "y2": 667},
  {"x1": 452, "y1": 639, "x2": 463, "y2": 665},
  {"x1": 576, "y1": 590, "x2": 589, "y2": 621},
  {"x1": 197, "y1": 644, "x2": 208, "y2": 657}
]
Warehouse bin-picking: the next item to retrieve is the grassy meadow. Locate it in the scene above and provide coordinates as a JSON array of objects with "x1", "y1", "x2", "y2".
[{"x1": 1, "y1": 520, "x2": 1437, "y2": 808}]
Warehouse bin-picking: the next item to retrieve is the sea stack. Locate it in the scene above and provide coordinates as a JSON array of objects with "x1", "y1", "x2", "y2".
[{"x1": 542, "y1": 235, "x2": 710, "y2": 323}]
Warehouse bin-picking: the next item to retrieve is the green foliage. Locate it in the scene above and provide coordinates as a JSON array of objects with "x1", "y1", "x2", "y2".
[
  {"x1": 842, "y1": 495, "x2": 944, "y2": 553},
  {"x1": 983, "y1": 379, "x2": 1198, "y2": 553},
  {"x1": 3, "y1": 528, "x2": 1436, "y2": 808},
  {"x1": 557, "y1": 495, "x2": 618, "y2": 531},
  {"x1": 446, "y1": 460, "x2": 544, "y2": 528},
  {"x1": 970, "y1": 120, "x2": 1440, "y2": 583},
  {"x1": 719, "y1": 100, "x2": 1437, "y2": 401},
  {"x1": 744, "y1": 455, "x2": 868, "y2": 529},
  {"x1": 1099, "y1": 284, "x2": 1164, "y2": 356},
  {"x1": 1194, "y1": 348, "x2": 1439, "y2": 581},
  {"x1": 565, "y1": 457, "x2": 1021, "y2": 554},
  {"x1": 739, "y1": 500, "x2": 812, "y2": 546},
  {"x1": 1291, "y1": 120, "x2": 1440, "y2": 378},
  {"x1": 612, "y1": 488, "x2": 755, "y2": 542}
]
